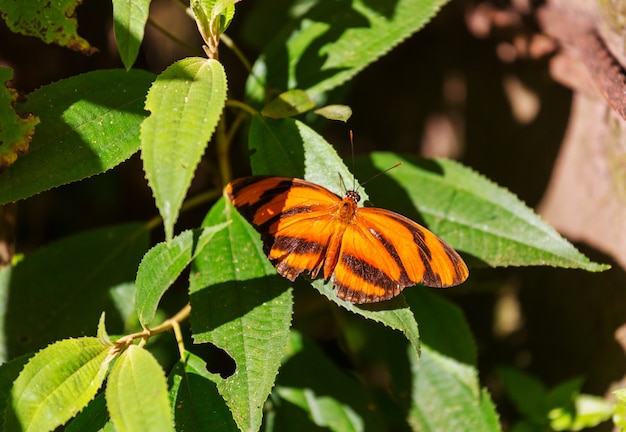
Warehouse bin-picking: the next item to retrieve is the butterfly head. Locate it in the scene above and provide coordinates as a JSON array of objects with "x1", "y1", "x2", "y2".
[{"x1": 345, "y1": 190, "x2": 361, "y2": 204}]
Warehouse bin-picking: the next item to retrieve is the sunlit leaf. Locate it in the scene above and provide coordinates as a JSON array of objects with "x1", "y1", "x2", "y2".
[
  {"x1": 136, "y1": 223, "x2": 227, "y2": 325},
  {"x1": 189, "y1": 198, "x2": 293, "y2": 432},
  {"x1": 141, "y1": 57, "x2": 227, "y2": 241},
  {"x1": 357, "y1": 152, "x2": 609, "y2": 271},
  {"x1": 7, "y1": 337, "x2": 113, "y2": 432},
  {"x1": 106, "y1": 345, "x2": 174, "y2": 432}
]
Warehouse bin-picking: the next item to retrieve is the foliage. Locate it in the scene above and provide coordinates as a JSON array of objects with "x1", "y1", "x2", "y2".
[
  {"x1": 500, "y1": 368, "x2": 613, "y2": 431},
  {"x1": 0, "y1": 0, "x2": 612, "y2": 431}
]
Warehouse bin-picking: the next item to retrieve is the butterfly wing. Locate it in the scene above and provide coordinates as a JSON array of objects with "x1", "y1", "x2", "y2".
[
  {"x1": 226, "y1": 176, "x2": 343, "y2": 281},
  {"x1": 228, "y1": 176, "x2": 469, "y2": 304},
  {"x1": 332, "y1": 206, "x2": 469, "y2": 303}
]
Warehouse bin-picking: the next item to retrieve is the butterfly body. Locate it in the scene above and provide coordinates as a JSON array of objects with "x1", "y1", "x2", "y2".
[{"x1": 226, "y1": 176, "x2": 468, "y2": 304}]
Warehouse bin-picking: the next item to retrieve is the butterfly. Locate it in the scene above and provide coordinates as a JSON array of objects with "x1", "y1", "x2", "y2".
[{"x1": 226, "y1": 176, "x2": 469, "y2": 304}]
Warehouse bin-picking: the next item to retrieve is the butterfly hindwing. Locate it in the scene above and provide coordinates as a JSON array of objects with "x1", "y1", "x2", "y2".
[{"x1": 332, "y1": 207, "x2": 469, "y2": 303}]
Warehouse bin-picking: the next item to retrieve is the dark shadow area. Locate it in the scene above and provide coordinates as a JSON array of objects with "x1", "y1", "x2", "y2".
[
  {"x1": 168, "y1": 358, "x2": 239, "y2": 430},
  {"x1": 3, "y1": 223, "x2": 147, "y2": 359},
  {"x1": 271, "y1": 331, "x2": 389, "y2": 431},
  {"x1": 203, "y1": 343, "x2": 237, "y2": 379}
]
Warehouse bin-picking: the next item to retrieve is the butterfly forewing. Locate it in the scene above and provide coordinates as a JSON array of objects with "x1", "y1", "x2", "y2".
[
  {"x1": 227, "y1": 176, "x2": 343, "y2": 281},
  {"x1": 226, "y1": 176, "x2": 469, "y2": 304}
]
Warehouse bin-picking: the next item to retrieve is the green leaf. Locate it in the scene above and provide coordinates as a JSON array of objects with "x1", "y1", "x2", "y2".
[
  {"x1": 0, "y1": 66, "x2": 39, "y2": 169},
  {"x1": 106, "y1": 345, "x2": 174, "y2": 432},
  {"x1": 614, "y1": 389, "x2": 626, "y2": 429},
  {"x1": 248, "y1": 115, "x2": 366, "y2": 200},
  {"x1": 408, "y1": 345, "x2": 501, "y2": 431},
  {"x1": 313, "y1": 279, "x2": 420, "y2": 355},
  {"x1": 97, "y1": 313, "x2": 112, "y2": 346},
  {"x1": 246, "y1": 0, "x2": 450, "y2": 103},
  {"x1": 65, "y1": 393, "x2": 114, "y2": 432},
  {"x1": 499, "y1": 367, "x2": 548, "y2": 424},
  {"x1": 509, "y1": 420, "x2": 544, "y2": 432},
  {"x1": 239, "y1": 0, "x2": 306, "y2": 51},
  {"x1": 112, "y1": 0, "x2": 151, "y2": 69},
  {"x1": 168, "y1": 351, "x2": 238, "y2": 431},
  {"x1": 261, "y1": 89, "x2": 315, "y2": 119},
  {"x1": 0, "y1": 0, "x2": 97, "y2": 54},
  {"x1": 405, "y1": 287, "x2": 476, "y2": 365},
  {"x1": 136, "y1": 223, "x2": 227, "y2": 325},
  {"x1": 0, "y1": 223, "x2": 148, "y2": 360},
  {"x1": 189, "y1": 198, "x2": 293, "y2": 432},
  {"x1": 566, "y1": 394, "x2": 613, "y2": 431},
  {"x1": 7, "y1": 337, "x2": 113, "y2": 432},
  {"x1": 340, "y1": 311, "x2": 414, "y2": 409},
  {"x1": 191, "y1": 0, "x2": 237, "y2": 52},
  {"x1": 272, "y1": 330, "x2": 385, "y2": 431},
  {"x1": 314, "y1": 104, "x2": 353, "y2": 122},
  {"x1": 0, "y1": 353, "x2": 32, "y2": 431},
  {"x1": 356, "y1": 152, "x2": 610, "y2": 271},
  {"x1": 141, "y1": 57, "x2": 227, "y2": 241},
  {"x1": 546, "y1": 377, "x2": 582, "y2": 415},
  {"x1": 0, "y1": 68, "x2": 155, "y2": 204},
  {"x1": 544, "y1": 378, "x2": 611, "y2": 431}
]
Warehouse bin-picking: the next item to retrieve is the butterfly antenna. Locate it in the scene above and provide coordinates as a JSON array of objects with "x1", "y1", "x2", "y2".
[
  {"x1": 337, "y1": 172, "x2": 346, "y2": 195},
  {"x1": 349, "y1": 130, "x2": 357, "y2": 191},
  {"x1": 359, "y1": 162, "x2": 403, "y2": 187}
]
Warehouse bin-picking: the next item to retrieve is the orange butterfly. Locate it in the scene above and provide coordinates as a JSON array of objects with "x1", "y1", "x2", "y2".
[{"x1": 226, "y1": 176, "x2": 468, "y2": 304}]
